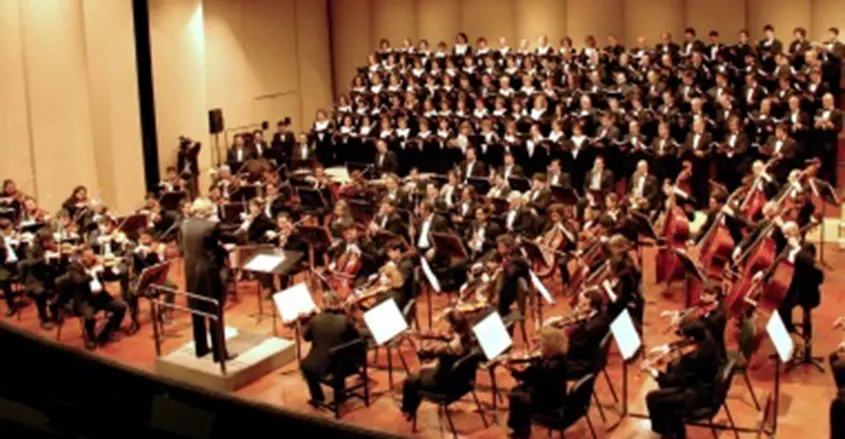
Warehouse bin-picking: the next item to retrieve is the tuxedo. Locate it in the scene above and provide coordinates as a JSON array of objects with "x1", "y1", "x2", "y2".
[
  {"x1": 628, "y1": 173, "x2": 659, "y2": 207},
  {"x1": 226, "y1": 146, "x2": 255, "y2": 172},
  {"x1": 582, "y1": 168, "x2": 614, "y2": 194},
  {"x1": 760, "y1": 136, "x2": 797, "y2": 181},
  {"x1": 374, "y1": 151, "x2": 399, "y2": 176},
  {"x1": 460, "y1": 159, "x2": 487, "y2": 180}
]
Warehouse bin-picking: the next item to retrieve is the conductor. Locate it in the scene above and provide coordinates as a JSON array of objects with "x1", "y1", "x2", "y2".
[{"x1": 180, "y1": 198, "x2": 236, "y2": 362}]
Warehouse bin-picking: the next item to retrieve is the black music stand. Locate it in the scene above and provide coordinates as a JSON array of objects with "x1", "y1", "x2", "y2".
[
  {"x1": 674, "y1": 249, "x2": 706, "y2": 308},
  {"x1": 346, "y1": 162, "x2": 373, "y2": 179},
  {"x1": 159, "y1": 191, "x2": 186, "y2": 212},
  {"x1": 629, "y1": 209, "x2": 658, "y2": 267},
  {"x1": 430, "y1": 231, "x2": 468, "y2": 262},
  {"x1": 229, "y1": 184, "x2": 259, "y2": 204},
  {"x1": 118, "y1": 213, "x2": 149, "y2": 241},
  {"x1": 347, "y1": 198, "x2": 375, "y2": 224},
  {"x1": 299, "y1": 225, "x2": 332, "y2": 291},
  {"x1": 508, "y1": 177, "x2": 531, "y2": 192},
  {"x1": 296, "y1": 187, "x2": 327, "y2": 216},
  {"x1": 137, "y1": 261, "x2": 173, "y2": 338},
  {"x1": 221, "y1": 202, "x2": 246, "y2": 225},
  {"x1": 20, "y1": 221, "x2": 48, "y2": 235},
  {"x1": 550, "y1": 185, "x2": 579, "y2": 205},
  {"x1": 490, "y1": 197, "x2": 509, "y2": 215},
  {"x1": 466, "y1": 177, "x2": 491, "y2": 194}
]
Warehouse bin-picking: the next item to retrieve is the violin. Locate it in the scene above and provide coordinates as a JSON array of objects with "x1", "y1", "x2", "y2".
[
  {"x1": 640, "y1": 339, "x2": 698, "y2": 377},
  {"x1": 488, "y1": 348, "x2": 543, "y2": 368}
]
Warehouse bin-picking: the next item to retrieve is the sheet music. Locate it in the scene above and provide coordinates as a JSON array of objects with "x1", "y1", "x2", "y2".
[
  {"x1": 363, "y1": 298, "x2": 408, "y2": 346},
  {"x1": 472, "y1": 312, "x2": 512, "y2": 360},
  {"x1": 610, "y1": 309, "x2": 642, "y2": 361},
  {"x1": 766, "y1": 312, "x2": 794, "y2": 363},
  {"x1": 529, "y1": 271, "x2": 554, "y2": 305},
  {"x1": 272, "y1": 283, "x2": 317, "y2": 324},
  {"x1": 420, "y1": 257, "x2": 441, "y2": 292},
  {"x1": 244, "y1": 253, "x2": 285, "y2": 273}
]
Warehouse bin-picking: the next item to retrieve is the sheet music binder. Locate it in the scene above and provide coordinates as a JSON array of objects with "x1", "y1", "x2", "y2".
[
  {"x1": 363, "y1": 298, "x2": 408, "y2": 346},
  {"x1": 472, "y1": 311, "x2": 512, "y2": 361},
  {"x1": 273, "y1": 283, "x2": 318, "y2": 324},
  {"x1": 610, "y1": 309, "x2": 642, "y2": 361}
]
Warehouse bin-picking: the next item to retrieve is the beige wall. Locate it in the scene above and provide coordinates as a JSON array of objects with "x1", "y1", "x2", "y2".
[
  {"x1": 151, "y1": 0, "x2": 333, "y2": 186},
  {"x1": 330, "y1": 0, "x2": 845, "y2": 97},
  {"x1": 0, "y1": 0, "x2": 145, "y2": 213}
]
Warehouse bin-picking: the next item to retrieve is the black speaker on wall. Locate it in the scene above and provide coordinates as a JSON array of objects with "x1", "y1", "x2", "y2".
[{"x1": 209, "y1": 109, "x2": 224, "y2": 134}]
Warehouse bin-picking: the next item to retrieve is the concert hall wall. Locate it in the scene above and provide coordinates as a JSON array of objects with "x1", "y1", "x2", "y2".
[
  {"x1": 329, "y1": 0, "x2": 845, "y2": 100},
  {"x1": 149, "y1": 0, "x2": 333, "y2": 186},
  {"x1": 0, "y1": 0, "x2": 146, "y2": 214}
]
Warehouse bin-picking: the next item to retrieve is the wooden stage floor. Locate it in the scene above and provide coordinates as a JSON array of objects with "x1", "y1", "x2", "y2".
[{"x1": 4, "y1": 246, "x2": 843, "y2": 439}]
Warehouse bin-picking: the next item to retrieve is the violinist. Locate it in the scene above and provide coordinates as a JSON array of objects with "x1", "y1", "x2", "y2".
[
  {"x1": 465, "y1": 206, "x2": 502, "y2": 259},
  {"x1": 90, "y1": 216, "x2": 135, "y2": 333},
  {"x1": 239, "y1": 198, "x2": 276, "y2": 244},
  {"x1": 0, "y1": 219, "x2": 21, "y2": 316},
  {"x1": 66, "y1": 245, "x2": 128, "y2": 350},
  {"x1": 487, "y1": 172, "x2": 511, "y2": 199},
  {"x1": 628, "y1": 160, "x2": 659, "y2": 211},
  {"x1": 379, "y1": 240, "x2": 415, "y2": 312},
  {"x1": 158, "y1": 166, "x2": 185, "y2": 193},
  {"x1": 546, "y1": 158, "x2": 571, "y2": 189},
  {"x1": 451, "y1": 186, "x2": 477, "y2": 231},
  {"x1": 775, "y1": 222, "x2": 823, "y2": 335},
  {"x1": 494, "y1": 234, "x2": 530, "y2": 318},
  {"x1": 381, "y1": 174, "x2": 409, "y2": 209},
  {"x1": 299, "y1": 291, "x2": 364, "y2": 408},
  {"x1": 506, "y1": 327, "x2": 569, "y2": 439},
  {"x1": 62, "y1": 185, "x2": 89, "y2": 221},
  {"x1": 401, "y1": 308, "x2": 477, "y2": 420},
  {"x1": 644, "y1": 319, "x2": 723, "y2": 439},
  {"x1": 666, "y1": 284, "x2": 728, "y2": 359},
  {"x1": 0, "y1": 179, "x2": 22, "y2": 222},
  {"x1": 565, "y1": 288, "x2": 610, "y2": 379},
  {"x1": 369, "y1": 200, "x2": 404, "y2": 237},
  {"x1": 20, "y1": 230, "x2": 61, "y2": 329}
]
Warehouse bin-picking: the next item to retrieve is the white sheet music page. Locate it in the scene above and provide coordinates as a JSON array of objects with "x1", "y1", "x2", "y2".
[
  {"x1": 363, "y1": 298, "x2": 408, "y2": 346},
  {"x1": 273, "y1": 283, "x2": 317, "y2": 324},
  {"x1": 245, "y1": 253, "x2": 285, "y2": 273},
  {"x1": 472, "y1": 312, "x2": 512, "y2": 360},
  {"x1": 610, "y1": 309, "x2": 642, "y2": 361},
  {"x1": 420, "y1": 257, "x2": 441, "y2": 292},
  {"x1": 529, "y1": 270, "x2": 554, "y2": 305},
  {"x1": 766, "y1": 312, "x2": 794, "y2": 363}
]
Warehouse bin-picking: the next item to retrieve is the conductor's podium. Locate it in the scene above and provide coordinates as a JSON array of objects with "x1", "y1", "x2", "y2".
[{"x1": 156, "y1": 328, "x2": 296, "y2": 392}]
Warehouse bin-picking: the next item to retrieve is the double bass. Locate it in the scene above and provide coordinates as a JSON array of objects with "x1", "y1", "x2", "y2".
[
  {"x1": 655, "y1": 163, "x2": 692, "y2": 284},
  {"x1": 696, "y1": 191, "x2": 741, "y2": 281}
]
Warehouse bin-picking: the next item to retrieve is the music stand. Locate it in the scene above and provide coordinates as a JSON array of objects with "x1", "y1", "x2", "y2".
[
  {"x1": 419, "y1": 256, "x2": 441, "y2": 329},
  {"x1": 430, "y1": 231, "x2": 468, "y2": 263},
  {"x1": 529, "y1": 270, "x2": 554, "y2": 327},
  {"x1": 490, "y1": 197, "x2": 509, "y2": 215},
  {"x1": 118, "y1": 213, "x2": 149, "y2": 241},
  {"x1": 466, "y1": 177, "x2": 491, "y2": 195},
  {"x1": 347, "y1": 198, "x2": 375, "y2": 224},
  {"x1": 471, "y1": 311, "x2": 513, "y2": 361},
  {"x1": 19, "y1": 221, "x2": 47, "y2": 235},
  {"x1": 674, "y1": 248, "x2": 706, "y2": 307},
  {"x1": 272, "y1": 282, "x2": 318, "y2": 362},
  {"x1": 605, "y1": 309, "x2": 645, "y2": 431},
  {"x1": 221, "y1": 202, "x2": 247, "y2": 225},
  {"x1": 229, "y1": 184, "x2": 259, "y2": 203},
  {"x1": 519, "y1": 240, "x2": 546, "y2": 268},
  {"x1": 764, "y1": 312, "x2": 794, "y2": 436},
  {"x1": 550, "y1": 185, "x2": 579, "y2": 205},
  {"x1": 138, "y1": 261, "x2": 173, "y2": 339},
  {"x1": 296, "y1": 187, "x2": 327, "y2": 215},
  {"x1": 298, "y1": 225, "x2": 332, "y2": 291},
  {"x1": 159, "y1": 191, "x2": 186, "y2": 212},
  {"x1": 508, "y1": 177, "x2": 531, "y2": 192}
]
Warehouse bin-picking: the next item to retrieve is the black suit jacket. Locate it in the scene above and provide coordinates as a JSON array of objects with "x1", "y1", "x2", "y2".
[
  {"x1": 510, "y1": 354, "x2": 568, "y2": 410},
  {"x1": 499, "y1": 164, "x2": 524, "y2": 179},
  {"x1": 567, "y1": 313, "x2": 610, "y2": 378},
  {"x1": 582, "y1": 168, "x2": 614, "y2": 193},
  {"x1": 658, "y1": 336, "x2": 722, "y2": 405},
  {"x1": 301, "y1": 310, "x2": 361, "y2": 376},
  {"x1": 374, "y1": 151, "x2": 399, "y2": 176},
  {"x1": 627, "y1": 173, "x2": 659, "y2": 204},
  {"x1": 461, "y1": 160, "x2": 487, "y2": 179},
  {"x1": 179, "y1": 218, "x2": 236, "y2": 303},
  {"x1": 226, "y1": 146, "x2": 255, "y2": 171}
]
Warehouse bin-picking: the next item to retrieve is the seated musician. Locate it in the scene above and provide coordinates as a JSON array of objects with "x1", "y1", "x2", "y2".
[
  {"x1": 628, "y1": 160, "x2": 659, "y2": 211},
  {"x1": 503, "y1": 191, "x2": 535, "y2": 237},
  {"x1": 525, "y1": 173, "x2": 552, "y2": 215},
  {"x1": 374, "y1": 139, "x2": 399, "y2": 177},
  {"x1": 493, "y1": 235, "x2": 530, "y2": 318},
  {"x1": 546, "y1": 158, "x2": 571, "y2": 188},
  {"x1": 66, "y1": 246, "x2": 128, "y2": 350},
  {"x1": 499, "y1": 151, "x2": 524, "y2": 180},
  {"x1": 775, "y1": 222, "x2": 823, "y2": 335},
  {"x1": 451, "y1": 186, "x2": 477, "y2": 231},
  {"x1": 783, "y1": 168, "x2": 816, "y2": 229},
  {"x1": 487, "y1": 172, "x2": 511, "y2": 199},
  {"x1": 90, "y1": 216, "x2": 136, "y2": 333},
  {"x1": 158, "y1": 166, "x2": 184, "y2": 193},
  {"x1": 131, "y1": 229, "x2": 175, "y2": 324},
  {"x1": 300, "y1": 292, "x2": 363, "y2": 407},
  {"x1": 401, "y1": 308, "x2": 475, "y2": 420},
  {"x1": 327, "y1": 200, "x2": 353, "y2": 238},
  {"x1": 666, "y1": 284, "x2": 728, "y2": 359},
  {"x1": 369, "y1": 199, "x2": 404, "y2": 237},
  {"x1": 328, "y1": 221, "x2": 376, "y2": 284},
  {"x1": 644, "y1": 319, "x2": 724, "y2": 439},
  {"x1": 535, "y1": 204, "x2": 576, "y2": 285},
  {"x1": 830, "y1": 318, "x2": 844, "y2": 438},
  {"x1": 689, "y1": 186, "x2": 744, "y2": 247},
  {"x1": 240, "y1": 198, "x2": 276, "y2": 244},
  {"x1": 380, "y1": 240, "x2": 415, "y2": 312},
  {"x1": 507, "y1": 327, "x2": 569, "y2": 439},
  {"x1": 564, "y1": 288, "x2": 610, "y2": 379},
  {"x1": 583, "y1": 156, "x2": 614, "y2": 197},
  {"x1": 410, "y1": 201, "x2": 448, "y2": 261},
  {"x1": 0, "y1": 219, "x2": 21, "y2": 316},
  {"x1": 382, "y1": 174, "x2": 409, "y2": 208},
  {"x1": 21, "y1": 230, "x2": 62, "y2": 329},
  {"x1": 465, "y1": 206, "x2": 502, "y2": 259},
  {"x1": 455, "y1": 261, "x2": 497, "y2": 315}
]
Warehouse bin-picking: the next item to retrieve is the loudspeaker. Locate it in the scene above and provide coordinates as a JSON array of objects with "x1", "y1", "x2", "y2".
[{"x1": 208, "y1": 109, "x2": 224, "y2": 134}]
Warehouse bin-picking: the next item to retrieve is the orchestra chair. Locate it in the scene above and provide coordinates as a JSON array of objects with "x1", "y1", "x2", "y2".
[
  {"x1": 502, "y1": 278, "x2": 530, "y2": 348},
  {"x1": 530, "y1": 373, "x2": 599, "y2": 439},
  {"x1": 52, "y1": 273, "x2": 90, "y2": 344},
  {"x1": 315, "y1": 337, "x2": 370, "y2": 419},
  {"x1": 727, "y1": 350, "x2": 762, "y2": 411},
  {"x1": 682, "y1": 357, "x2": 741, "y2": 439},
  {"x1": 369, "y1": 298, "x2": 418, "y2": 390},
  {"x1": 590, "y1": 333, "x2": 619, "y2": 422},
  {"x1": 412, "y1": 350, "x2": 488, "y2": 439}
]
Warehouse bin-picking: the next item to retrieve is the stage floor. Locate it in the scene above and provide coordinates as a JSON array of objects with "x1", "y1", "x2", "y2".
[{"x1": 5, "y1": 246, "x2": 843, "y2": 438}]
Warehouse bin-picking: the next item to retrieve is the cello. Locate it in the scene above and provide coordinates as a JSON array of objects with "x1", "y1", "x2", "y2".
[{"x1": 655, "y1": 163, "x2": 692, "y2": 285}]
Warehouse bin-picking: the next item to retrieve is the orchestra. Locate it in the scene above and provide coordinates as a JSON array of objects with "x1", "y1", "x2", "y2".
[{"x1": 0, "y1": 23, "x2": 843, "y2": 438}]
